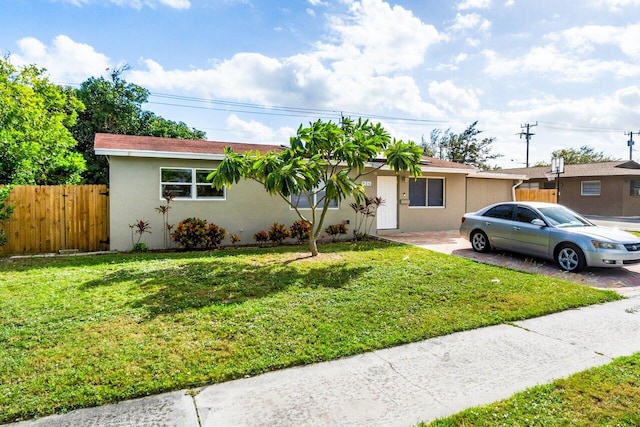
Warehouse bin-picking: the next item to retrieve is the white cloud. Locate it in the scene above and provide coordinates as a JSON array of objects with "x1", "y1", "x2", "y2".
[
  {"x1": 9, "y1": 35, "x2": 111, "y2": 83},
  {"x1": 428, "y1": 80, "x2": 480, "y2": 115},
  {"x1": 482, "y1": 23, "x2": 640, "y2": 82},
  {"x1": 590, "y1": 0, "x2": 640, "y2": 11},
  {"x1": 546, "y1": 24, "x2": 640, "y2": 61},
  {"x1": 504, "y1": 0, "x2": 515, "y2": 6},
  {"x1": 457, "y1": 0, "x2": 492, "y2": 10},
  {"x1": 315, "y1": 0, "x2": 442, "y2": 75},
  {"x1": 225, "y1": 115, "x2": 295, "y2": 144},
  {"x1": 449, "y1": 13, "x2": 491, "y2": 33}
]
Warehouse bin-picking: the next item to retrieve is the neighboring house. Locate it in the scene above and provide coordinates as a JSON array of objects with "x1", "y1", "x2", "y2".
[
  {"x1": 497, "y1": 161, "x2": 640, "y2": 216},
  {"x1": 94, "y1": 133, "x2": 524, "y2": 251}
]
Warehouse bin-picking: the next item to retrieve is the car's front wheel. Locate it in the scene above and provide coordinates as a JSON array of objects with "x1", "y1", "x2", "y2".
[
  {"x1": 470, "y1": 230, "x2": 491, "y2": 253},
  {"x1": 556, "y1": 243, "x2": 586, "y2": 272}
]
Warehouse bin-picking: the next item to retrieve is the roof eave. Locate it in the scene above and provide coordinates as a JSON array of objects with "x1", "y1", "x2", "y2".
[{"x1": 94, "y1": 148, "x2": 226, "y2": 161}]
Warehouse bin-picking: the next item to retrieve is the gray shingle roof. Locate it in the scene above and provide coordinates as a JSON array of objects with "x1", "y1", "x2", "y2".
[{"x1": 496, "y1": 161, "x2": 640, "y2": 179}]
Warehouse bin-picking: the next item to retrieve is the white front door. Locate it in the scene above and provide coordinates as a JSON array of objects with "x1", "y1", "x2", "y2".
[{"x1": 377, "y1": 175, "x2": 398, "y2": 230}]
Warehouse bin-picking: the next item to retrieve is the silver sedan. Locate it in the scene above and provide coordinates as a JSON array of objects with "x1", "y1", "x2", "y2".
[{"x1": 459, "y1": 201, "x2": 640, "y2": 272}]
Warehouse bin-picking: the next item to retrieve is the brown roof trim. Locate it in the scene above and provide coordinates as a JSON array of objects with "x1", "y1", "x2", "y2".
[{"x1": 94, "y1": 133, "x2": 282, "y2": 157}]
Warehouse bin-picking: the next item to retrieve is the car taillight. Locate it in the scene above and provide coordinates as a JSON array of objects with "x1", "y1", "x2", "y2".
[{"x1": 461, "y1": 217, "x2": 466, "y2": 223}]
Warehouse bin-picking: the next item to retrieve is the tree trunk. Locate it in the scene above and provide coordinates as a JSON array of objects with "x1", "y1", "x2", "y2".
[{"x1": 308, "y1": 235, "x2": 319, "y2": 257}]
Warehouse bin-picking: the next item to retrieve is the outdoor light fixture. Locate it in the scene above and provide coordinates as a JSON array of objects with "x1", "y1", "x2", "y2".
[{"x1": 551, "y1": 157, "x2": 565, "y2": 203}]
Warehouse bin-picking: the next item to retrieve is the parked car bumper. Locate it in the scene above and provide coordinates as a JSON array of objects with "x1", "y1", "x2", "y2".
[{"x1": 584, "y1": 249, "x2": 640, "y2": 268}]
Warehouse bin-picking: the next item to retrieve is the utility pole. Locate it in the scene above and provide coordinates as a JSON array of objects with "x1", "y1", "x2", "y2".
[
  {"x1": 626, "y1": 131, "x2": 639, "y2": 161},
  {"x1": 519, "y1": 122, "x2": 537, "y2": 168}
]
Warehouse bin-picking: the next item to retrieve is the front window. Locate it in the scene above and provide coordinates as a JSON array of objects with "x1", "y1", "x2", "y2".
[
  {"x1": 408, "y1": 177, "x2": 444, "y2": 207},
  {"x1": 160, "y1": 168, "x2": 225, "y2": 200},
  {"x1": 290, "y1": 186, "x2": 338, "y2": 210},
  {"x1": 631, "y1": 180, "x2": 640, "y2": 197},
  {"x1": 581, "y1": 180, "x2": 601, "y2": 196}
]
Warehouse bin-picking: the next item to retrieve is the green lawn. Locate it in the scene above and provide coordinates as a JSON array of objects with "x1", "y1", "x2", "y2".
[
  {"x1": 425, "y1": 352, "x2": 640, "y2": 426},
  {"x1": 0, "y1": 241, "x2": 621, "y2": 423}
]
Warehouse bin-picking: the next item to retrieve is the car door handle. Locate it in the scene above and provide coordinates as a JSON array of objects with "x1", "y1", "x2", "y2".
[{"x1": 513, "y1": 226, "x2": 520, "y2": 231}]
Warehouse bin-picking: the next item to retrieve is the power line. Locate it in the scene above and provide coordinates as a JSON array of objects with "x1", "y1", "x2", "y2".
[
  {"x1": 147, "y1": 91, "x2": 453, "y2": 127},
  {"x1": 538, "y1": 121, "x2": 628, "y2": 133}
]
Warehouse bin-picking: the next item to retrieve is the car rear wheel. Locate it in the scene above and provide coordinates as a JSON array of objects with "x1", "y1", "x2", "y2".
[
  {"x1": 556, "y1": 244, "x2": 586, "y2": 272},
  {"x1": 470, "y1": 230, "x2": 491, "y2": 253}
]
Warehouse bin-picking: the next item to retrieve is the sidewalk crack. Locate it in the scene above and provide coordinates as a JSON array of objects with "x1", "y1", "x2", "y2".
[{"x1": 506, "y1": 322, "x2": 614, "y2": 360}]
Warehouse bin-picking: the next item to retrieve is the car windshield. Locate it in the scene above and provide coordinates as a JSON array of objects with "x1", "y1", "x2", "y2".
[{"x1": 538, "y1": 206, "x2": 593, "y2": 228}]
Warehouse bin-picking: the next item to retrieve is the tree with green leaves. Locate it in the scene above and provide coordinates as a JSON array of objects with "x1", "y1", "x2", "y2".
[
  {"x1": 0, "y1": 57, "x2": 86, "y2": 185},
  {"x1": 422, "y1": 121, "x2": 501, "y2": 170},
  {"x1": 209, "y1": 118, "x2": 423, "y2": 256},
  {"x1": 533, "y1": 146, "x2": 618, "y2": 167},
  {"x1": 72, "y1": 66, "x2": 206, "y2": 184}
]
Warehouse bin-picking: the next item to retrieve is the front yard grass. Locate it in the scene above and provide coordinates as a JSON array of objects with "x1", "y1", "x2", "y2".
[
  {"x1": 425, "y1": 352, "x2": 640, "y2": 426},
  {"x1": 0, "y1": 241, "x2": 621, "y2": 423}
]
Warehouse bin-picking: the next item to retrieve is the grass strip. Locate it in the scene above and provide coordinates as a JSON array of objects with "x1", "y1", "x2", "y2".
[{"x1": 426, "y1": 352, "x2": 640, "y2": 426}]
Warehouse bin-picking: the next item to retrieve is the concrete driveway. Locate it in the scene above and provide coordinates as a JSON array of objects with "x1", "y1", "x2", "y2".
[{"x1": 378, "y1": 227, "x2": 640, "y2": 298}]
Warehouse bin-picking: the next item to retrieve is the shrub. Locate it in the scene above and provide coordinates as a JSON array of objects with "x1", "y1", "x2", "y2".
[
  {"x1": 129, "y1": 219, "x2": 151, "y2": 248},
  {"x1": 171, "y1": 217, "x2": 208, "y2": 250},
  {"x1": 230, "y1": 234, "x2": 241, "y2": 245},
  {"x1": 131, "y1": 242, "x2": 149, "y2": 252},
  {"x1": 325, "y1": 222, "x2": 348, "y2": 241},
  {"x1": 268, "y1": 222, "x2": 290, "y2": 245},
  {"x1": 205, "y1": 223, "x2": 227, "y2": 249},
  {"x1": 290, "y1": 219, "x2": 311, "y2": 243},
  {"x1": 253, "y1": 230, "x2": 269, "y2": 246}
]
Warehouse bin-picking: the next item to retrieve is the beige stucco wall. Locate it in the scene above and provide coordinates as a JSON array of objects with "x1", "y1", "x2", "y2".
[
  {"x1": 465, "y1": 178, "x2": 516, "y2": 213},
  {"x1": 108, "y1": 157, "x2": 519, "y2": 250},
  {"x1": 393, "y1": 172, "x2": 468, "y2": 232},
  {"x1": 109, "y1": 157, "x2": 357, "y2": 251}
]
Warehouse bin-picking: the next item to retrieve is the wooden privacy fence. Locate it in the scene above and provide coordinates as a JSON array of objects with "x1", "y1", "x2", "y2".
[
  {"x1": 0, "y1": 185, "x2": 109, "y2": 255},
  {"x1": 515, "y1": 188, "x2": 557, "y2": 203}
]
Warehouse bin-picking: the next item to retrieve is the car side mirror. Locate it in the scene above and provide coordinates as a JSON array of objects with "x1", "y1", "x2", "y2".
[{"x1": 531, "y1": 218, "x2": 546, "y2": 227}]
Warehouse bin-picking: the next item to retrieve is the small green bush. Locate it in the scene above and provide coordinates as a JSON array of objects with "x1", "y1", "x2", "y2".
[{"x1": 131, "y1": 242, "x2": 149, "y2": 252}]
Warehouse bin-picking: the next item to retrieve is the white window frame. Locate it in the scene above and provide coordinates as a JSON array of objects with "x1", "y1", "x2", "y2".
[
  {"x1": 581, "y1": 180, "x2": 601, "y2": 196},
  {"x1": 408, "y1": 177, "x2": 445, "y2": 208},
  {"x1": 159, "y1": 167, "x2": 226, "y2": 201},
  {"x1": 290, "y1": 185, "x2": 339, "y2": 210}
]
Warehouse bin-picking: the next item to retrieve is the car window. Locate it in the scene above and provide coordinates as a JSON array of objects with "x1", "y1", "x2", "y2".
[
  {"x1": 538, "y1": 206, "x2": 592, "y2": 227},
  {"x1": 516, "y1": 207, "x2": 540, "y2": 224},
  {"x1": 483, "y1": 205, "x2": 514, "y2": 220}
]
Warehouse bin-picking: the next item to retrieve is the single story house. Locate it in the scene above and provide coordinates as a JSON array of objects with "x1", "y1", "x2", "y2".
[
  {"x1": 94, "y1": 133, "x2": 525, "y2": 251},
  {"x1": 497, "y1": 161, "x2": 640, "y2": 216}
]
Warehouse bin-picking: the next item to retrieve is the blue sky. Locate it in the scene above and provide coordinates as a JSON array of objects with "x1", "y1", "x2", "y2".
[{"x1": 3, "y1": 0, "x2": 640, "y2": 168}]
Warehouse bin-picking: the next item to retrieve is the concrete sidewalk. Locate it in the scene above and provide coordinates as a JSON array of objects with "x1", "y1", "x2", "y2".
[{"x1": 12, "y1": 297, "x2": 640, "y2": 427}]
